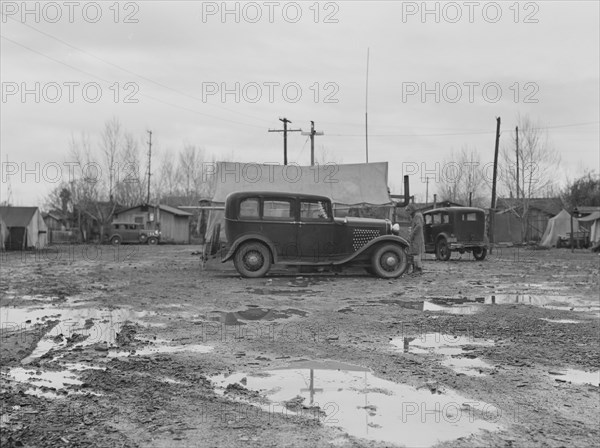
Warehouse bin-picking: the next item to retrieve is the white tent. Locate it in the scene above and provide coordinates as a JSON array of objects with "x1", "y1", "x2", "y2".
[
  {"x1": 578, "y1": 211, "x2": 600, "y2": 245},
  {"x1": 540, "y1": 209, "x2": 579, "y2": 247},
  {"x1": 204, "y1": 161, "x2": 393, "y2": 252}
]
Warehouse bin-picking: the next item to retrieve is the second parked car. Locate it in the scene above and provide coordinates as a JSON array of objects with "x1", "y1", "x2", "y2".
[
  {"x1": 422, "y1": 207, "x2": 488, "y2": 261},
  {"x1": 107, "y1": 222, "x2": 160, "y2": 245}
]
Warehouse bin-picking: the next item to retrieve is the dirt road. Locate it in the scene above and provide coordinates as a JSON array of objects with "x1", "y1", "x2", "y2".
[{"x1": 1, "y1": 245, "x2": 599, "y2": 447}]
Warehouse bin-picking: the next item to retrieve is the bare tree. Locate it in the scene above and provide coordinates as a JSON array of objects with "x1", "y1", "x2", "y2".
[
  {"x1": 115, "y1": 133, "x2": 146, "y2": 206},
  {"x1": 437, "y1": 146, "x2": 489, "y2": 208},
  {"x1": 499, "y1": 115, "x2": 562, "y2": 239}
]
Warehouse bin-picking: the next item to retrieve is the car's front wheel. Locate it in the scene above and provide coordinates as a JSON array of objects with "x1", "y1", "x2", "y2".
[
  {"x1": 472, "y1": 247, "x2": 487, "y2": 261},
  {"x1": 370, "y1": 244, "x2": 408, "y2": 279},
  {"x1": 148, "y1": 236, "x2": 158, "y2": 245},
  {"x1": 233, "y1": 242, "x2": 271, "y2": 278},
  {"x1": 435, "y1": 238, "x2": 451, "y2": 261},
  {"x1": 111, "y1": 236, "x2": 122, "y2": 246}
]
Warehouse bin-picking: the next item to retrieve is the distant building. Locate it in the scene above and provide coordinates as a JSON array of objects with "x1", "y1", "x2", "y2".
[
  {"x1": 0, "y1": 206, "x2": 48, "y2": 249},
  {"x1": 113, "y1": 204, "x2": 192, "y2": 244},
  {"x1": 495, "y1": 197, "x2": 564, "y2": 243}
]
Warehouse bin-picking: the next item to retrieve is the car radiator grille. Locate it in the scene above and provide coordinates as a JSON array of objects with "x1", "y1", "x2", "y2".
[{"x1": 353, "y1": 228, "x2": 381, "y2": 251}]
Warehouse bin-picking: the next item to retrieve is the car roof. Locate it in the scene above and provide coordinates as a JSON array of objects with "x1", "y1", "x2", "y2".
[
  {"x1": 423, "y1": 207, "x2": 485, "y2": 214},
  {"x1": 226, "y1": 191, "x2": 332, "y2": 202},
  {"x1": 112, "y1": 221, "x2": 142, "y2": 225}
]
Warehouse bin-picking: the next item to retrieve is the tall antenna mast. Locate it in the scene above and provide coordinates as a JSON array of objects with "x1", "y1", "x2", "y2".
[{"x1": 365, "y1": 48, "x2": 370, "y2": 163}]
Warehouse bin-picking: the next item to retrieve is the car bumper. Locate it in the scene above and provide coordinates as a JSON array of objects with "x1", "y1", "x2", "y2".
[{"x1": 449, "y1": 242, "x2": 487, "y2": 250}]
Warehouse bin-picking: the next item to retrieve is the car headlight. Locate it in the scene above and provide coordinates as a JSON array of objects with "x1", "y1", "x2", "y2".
[{"x1": 392, "y1": 223, "x2": 400, "y2": 235}]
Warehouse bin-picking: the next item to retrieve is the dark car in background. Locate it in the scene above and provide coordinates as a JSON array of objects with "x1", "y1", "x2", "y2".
[
  {"x1": 423, "y1": 207, "x2": 488, "y2": 261},
  {"x1": 106, "y1": 222, "x2": 160, "y2": 245},
  {"x1": 222, "y1": 191, "x2": 410, "y2": 278}
]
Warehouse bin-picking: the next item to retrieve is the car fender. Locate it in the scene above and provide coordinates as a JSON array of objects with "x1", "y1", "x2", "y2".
[
  {"x1": 333, "y1": 235, "x2": 409, "y2": 265},
  {"x1": 222, "y1": 234, "x2": 278, "y2": 263}
]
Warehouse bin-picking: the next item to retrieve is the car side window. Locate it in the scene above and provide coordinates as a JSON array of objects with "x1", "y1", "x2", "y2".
[
  {"x1": 432, "y1": 213, "x2": 442, "y2": 224},
  {"x1": 300, "y1": 200, "x2": 330, "y2": 220},
  {"x1": 239, "y1": 198, "x2": 260, "y2": 218},
  {"x1": 263, "y1": 200, "x2": 293, "y2": 220},
  {"x1": 442, "y1": 213, "x2": 449, "y2": 224},
  {"x1": 425, "y1": 214, "x2": 432, "y2": 225},
  {"x1": 463, "y1": 212, "x2": 477, "y2": 221}
]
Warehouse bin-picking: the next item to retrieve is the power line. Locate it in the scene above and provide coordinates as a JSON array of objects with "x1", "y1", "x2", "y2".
[
  {"x1": 4, "y1": 15, "x2": 272, "y2": 125},
  {"x1": 1, "y1": 35, "x2": 265, "y2": 129}
]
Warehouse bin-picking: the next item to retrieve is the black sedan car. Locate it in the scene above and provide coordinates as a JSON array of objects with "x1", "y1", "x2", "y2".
[{"x1": 221, "y1": 191, "x2": 410, "y2": 278}]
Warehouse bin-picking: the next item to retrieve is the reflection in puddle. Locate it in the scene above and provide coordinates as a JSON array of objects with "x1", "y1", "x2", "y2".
[
  {"x1": 391, "y1": 333, "x2": 495, "y2": 377},
  {"x1": 389, "y1": 294, "x2": 599, "y2": 315},
  {"x1": 2, "y1": 367, "x2": 98, "y2": 399},
  {"x1": 549, "y1": 369, "x2": 600, "y2": 387},
  {"x1": 108, "y1": 343, "x2": 213, "y2": 357},
  {"x1": 211, "y1": 360, "x2": 500, "y2": 447},
  {"x1": 0, "y1": 304, "x2": 157, "y2": 362},
  {"x1": 485, "y1": 294, "x2": 600, "y2": 312},
  {"x1": 207, "y1": 308, "x2": 307, "y2": 325},
  {"x1": 540, "y1": 318, "x2": 582, "y2": 324}
]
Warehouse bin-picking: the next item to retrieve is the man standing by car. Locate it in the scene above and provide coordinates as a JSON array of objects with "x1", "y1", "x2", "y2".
[{"x1": 406, "y1": 203, "x2": 425, "y2": 275}]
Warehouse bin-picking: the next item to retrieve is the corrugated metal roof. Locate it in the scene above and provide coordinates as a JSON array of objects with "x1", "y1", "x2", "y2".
[{"x1": 0, "y1": 206, "x2": 38, "y2": 227}]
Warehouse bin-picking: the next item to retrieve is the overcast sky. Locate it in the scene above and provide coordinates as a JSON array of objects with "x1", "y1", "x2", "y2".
[{"x1": 1, "y1": 0, "x2": 599, "y2": 207}]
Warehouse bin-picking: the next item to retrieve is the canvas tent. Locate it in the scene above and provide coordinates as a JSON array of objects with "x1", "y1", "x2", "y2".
[
  {"x1": 578, "y1": 211, "x2": 600, "y2": 245},
  {"x1": 539, "y1": 209, "x2": 579, "y2": 248},
  {"x1": 0, "y1": 206, "x2": 48, "y2": 250},
  {"x1": 204, "y1": 161, "x2": 393, "y2": 250}
]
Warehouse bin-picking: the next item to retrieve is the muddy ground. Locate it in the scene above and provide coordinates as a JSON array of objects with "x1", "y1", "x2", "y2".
[{"x1": 1, "y1": 245, "x2": 599, "y2": 448}]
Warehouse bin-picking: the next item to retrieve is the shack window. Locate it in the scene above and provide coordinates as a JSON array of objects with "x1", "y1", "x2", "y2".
[
  {"x1": 239, "y1": 198, "x2": 259, "y2": 218},
  {"x1": 263, "y1": 200, "x2": 293, "y2": 220}
]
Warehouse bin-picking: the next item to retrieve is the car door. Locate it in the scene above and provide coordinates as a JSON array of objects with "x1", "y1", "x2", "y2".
[
  {"x1": 261, "y1": 197, "x2": 298, "y2": 260},
  {"x1": 296, "y1": 199, "x2": 337, "y2": 262}
]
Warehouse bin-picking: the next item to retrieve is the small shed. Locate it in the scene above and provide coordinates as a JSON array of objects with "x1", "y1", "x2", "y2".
[
  {"x1": 0, "y1": 206, "x2": 48, "y2": 249},
  {"x1": 113, "y1": 204, "x2": 192, "y2": 244}
]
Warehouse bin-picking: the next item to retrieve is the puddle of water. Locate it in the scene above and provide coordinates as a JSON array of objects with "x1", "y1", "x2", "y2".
[
  {"x1": 208, "y1": 308, "x2": 307, "y2": 325},
  {"x1": 108, "y1": 343, "x2": 213, "y2": 357},
  {"x1": 484, "y1": 295, "x2": 600, "y2": 312},
  {"x1": 2, "y1": 367, "x2": 97, "y2": 398},
  {"x1": 540, "y1": 318, "x2": 582, "y2": 324},
  {"x1": 549, "y1": 369, "x2": 600, "y2": 387},
  {"x1": 211, "y1": 361, "x2": 500, "y2": 447},
  {"x1": 389, "y1": 294, "x2": 599, "y2": 315},
  {"x1": 1, "y1": 304, "x2": 157, "y2": 362},
  {"x1": 391, "y1": 334, "x2": 495, "y2": 377},
  {"x1": 441, "y1": 358, "x2": 494, "y2": 377}
]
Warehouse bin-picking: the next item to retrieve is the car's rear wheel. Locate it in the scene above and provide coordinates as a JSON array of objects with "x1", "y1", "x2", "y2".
[
  {"x1": 435, "y1": 238, "x2": 451, "y2": 261},
  {"x1": 370, "y1": 244, "x2": 408, "y2": 279},
  {"x1": 473, "y1": 247, "x2": 487, "y2": 261},
  {"x1": 111, "y1": 236, "x2": 122, "y2": 246},
  {"x1": 234, "y1": 242, "x2": 271, "y2": 278},
  {"x1": 148, "y1": 236, "x2": 158, "y2": 246}
]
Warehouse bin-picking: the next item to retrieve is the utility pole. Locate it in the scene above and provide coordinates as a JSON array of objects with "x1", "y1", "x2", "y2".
[
  {"x1": 425, "y1": 176, "x2": 431, "y2": 204},
  {"x1": 301, "y1": 121, "x2": 324, "y2": 166},
  {"x1": 515, "y1": 126, "x2": 519, "y2": 200},
  {"x1": 146, "y1": 130, "x2": 152, "y2": 204},
  {"x1": 268, "y1": 118, "x2": 302, "y2": 165},
  {"x1": 490, "y1": 117, "x2": 501, "y2": 254},
  {"x1": 365, "y1": 47, "x2": 370, "y2": 163}
]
